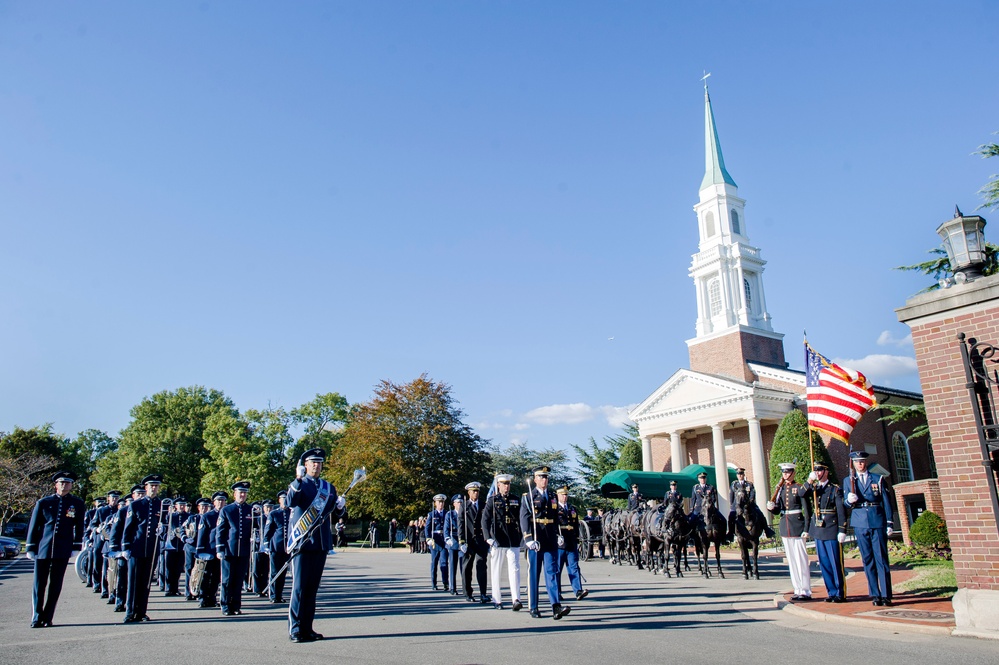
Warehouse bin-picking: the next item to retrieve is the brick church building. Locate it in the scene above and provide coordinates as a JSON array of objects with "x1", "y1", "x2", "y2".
[{"x1": 628, "y1": 85, "x2": 929, "y2": 519}]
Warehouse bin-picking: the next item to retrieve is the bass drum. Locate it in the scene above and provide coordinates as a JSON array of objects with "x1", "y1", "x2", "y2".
[{"x1": 74, "y1": 549, "x2": 91, "y2": 583}]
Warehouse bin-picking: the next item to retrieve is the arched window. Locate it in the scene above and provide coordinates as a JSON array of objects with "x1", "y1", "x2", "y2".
[
  {"x1": 730, "y1": 209, "x2": 741, "y2": 234},
  {"x1": 704, "y1": 211, "x2": 716, "y2": 237},
  {"x1": 708, "y1": 279, "x2": 722, "y2": 316},
  {"x1": 744, "y1": 279, "x2": 752, "y2": 310},
  {"x1": 892, "y1": 431, "x2": 913, "y2": 483}
]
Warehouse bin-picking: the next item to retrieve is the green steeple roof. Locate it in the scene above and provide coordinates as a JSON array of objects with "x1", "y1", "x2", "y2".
[{"x1": 700, "y1": 88, "x2": 737, "y2": 190}]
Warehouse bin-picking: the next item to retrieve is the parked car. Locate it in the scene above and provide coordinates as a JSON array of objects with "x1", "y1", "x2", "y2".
[
  {"x1": 3, "y1": 522, "x2": 28, "y2": 538},
  {"x1": 0, "y1": 536, "x2": 22, "y2": 559}
]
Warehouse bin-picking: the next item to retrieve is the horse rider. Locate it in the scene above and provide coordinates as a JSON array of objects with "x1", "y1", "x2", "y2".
[
  {"x1": 425, "y1": 493, "x2": 449, "y2": 591},
  {"x1": 521, "y1": 466, "x2": 571, "y2": 620},
  {"x1": 767, "y1": 462, "x2": 812, "y2": 601},
  {"x1": 286, "y1": 447, "x2": 346, "y2": 643},
  {"x1": 727, "y1": 468, "x2": 774, "y2": 541},
  {"x1": 802, "y1": 462, "x2": 847, "y2": 602},
  {"x1": 25, "y1": 470, "x2": 86, "y2": 629},
  {"x1": 459, "y1": 481, "x2": 489, "y2": 604},
  {"x1": 443, "y1": 494, "x2": 463, "y2": 595},
  {"x1": 663, "y1": 480, "x2": 684, "y2": 508},
  {"x1": 689, "y1": 472, "x2": 716, "y2": 529},
  {"x1": 555, "y1": 486, "x2": 589, "y2": 601},
  {"x1": 482, "y1": 473, "x2": 523, "y2": 611},
  {"x1": 263, "y1": 490, "x2": 291, "y2": 603},
  {"x1": 626, "y1": 483, "x2": 644, "y2": 511},
  {"x1": 844, "y1": 450, "x2": 894, "y2": 606}
]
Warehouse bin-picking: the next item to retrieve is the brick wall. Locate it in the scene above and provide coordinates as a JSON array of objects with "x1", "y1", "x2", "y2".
[
  {"x1": 893, "y1": 479, "x2": 944, "y2": 546},
  {"x1": 899, "y1": 285, "x2": 999, "y2": 591},
  {"x1": 688, "y1": 331, "x2": 785, "y2": 382}
]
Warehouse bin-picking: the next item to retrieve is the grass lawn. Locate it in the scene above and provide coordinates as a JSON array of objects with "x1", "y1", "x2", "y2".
[{"x1": 894, "y1": 558, "x2": 956, "y2": 598}]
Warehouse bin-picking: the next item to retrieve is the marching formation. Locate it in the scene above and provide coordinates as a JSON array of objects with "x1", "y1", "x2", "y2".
[{"x1": 25, "y1": 447, "x2": 348, "y2": 642}]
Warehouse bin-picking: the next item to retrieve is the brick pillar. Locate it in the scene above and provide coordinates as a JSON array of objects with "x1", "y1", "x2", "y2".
[{"x1": 897, "y1": 274, "x2": 999, "y2": 638}]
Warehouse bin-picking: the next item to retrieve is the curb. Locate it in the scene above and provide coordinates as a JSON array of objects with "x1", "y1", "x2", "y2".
[{"x1": 772, "y1": 593, "x2": 954, "y2": 636}]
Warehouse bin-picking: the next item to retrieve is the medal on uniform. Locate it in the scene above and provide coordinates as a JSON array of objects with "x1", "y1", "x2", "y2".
[{"x1": 67, "y1": 508, "x2": 76, "y2": 518}]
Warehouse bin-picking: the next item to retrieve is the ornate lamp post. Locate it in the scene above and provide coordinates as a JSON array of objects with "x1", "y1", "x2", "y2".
[{"x1": 937, "y1": 206, "x2": 987, "y2": 286}]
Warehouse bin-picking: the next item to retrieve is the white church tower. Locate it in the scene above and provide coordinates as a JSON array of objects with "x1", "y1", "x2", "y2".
[{"x1": 687, "y1": 82, "x2": 786, "y2": 382}]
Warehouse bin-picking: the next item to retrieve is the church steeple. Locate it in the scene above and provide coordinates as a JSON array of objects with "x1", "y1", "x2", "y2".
[{"x1": 687, "y1": 80, "x2": 784, "y2": 381}]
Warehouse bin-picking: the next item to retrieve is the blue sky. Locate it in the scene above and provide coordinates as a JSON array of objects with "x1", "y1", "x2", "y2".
[{"x1": 2, "y1": 2, "x2": 997, "y2": 455}]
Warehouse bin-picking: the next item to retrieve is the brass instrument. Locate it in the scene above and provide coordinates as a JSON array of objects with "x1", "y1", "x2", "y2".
[
  {"x1": 188, "y1": 556, "x2": 209, "y2": 598},
  {"x1": 106, "y1": 554, "x2": 121, "y2": 594},
  {"x1": 184, "y1": 518, "x2": 198, "y2": 541}
]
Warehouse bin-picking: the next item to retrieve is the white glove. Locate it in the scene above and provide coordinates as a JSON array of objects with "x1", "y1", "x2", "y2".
[
  {"x1": 557, "y1": 535, "x2": 565, "y2": 547},
  {"x1": 886, "y1": 527, "x2": 894, "y2": 537},
  {"x1": 801, "y1": 532, "x2": 809, "y2": 540},
  {"x1": 426, "y1": 538, "x2": 434, "y2": 548},
  {"x1": 766, "y1": 501, "x2": 775, "y2": 511},
  {"x1": 460, "y1": 544, "x2": 468, "y2": 554},
  {"x1": 296, "y1": 465, "x2": 306, "y2": 479},
  {"x1": 216, "y1": 552, "x2": 225, "y2": 560},
  {"x1": 807, "y1": 471, "x2": 817, "y2": 483},
  {"x1": 335, "y1": 496, "x2": 345, "y2": 511},
  {"x1": 847, "y1": 492, "x2": 858, "y2": 504},
  {"x1": 155, "y1": 525, "x2": 164, "y2": 536},
  {"x1": 837, "y1": 533, "x2": 846, "y2": 544},
  {"x1": 445, "y1": 538, "x2": 455, "y2": 548},
  {"x1": 26, "y1": 551, "x2": 36, "y2": 560},
  {"x1": 526, "y1": 540, "x2": 540, "y2": 551},
  {"x1": 486, "y1": 538, "x2": 495, "y2": 547},
  {"x1": 122, "y1": 550, "x2": 130, "y2": 560}
]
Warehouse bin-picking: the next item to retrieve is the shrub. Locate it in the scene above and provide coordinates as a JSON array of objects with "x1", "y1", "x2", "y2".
[
  {"x1": 769, "y1": 409, "x2": 837, "y2": 491},
  {"x1": 908, "y1": 510, "x2": 949, "y2": 548}
]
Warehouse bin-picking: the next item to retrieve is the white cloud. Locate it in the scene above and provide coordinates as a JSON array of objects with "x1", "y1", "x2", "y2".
[
  {"x1": 513, "y1": 423, "x2": 530, "y2": 431},
  {"x1": 523, "y1": 403, "x2": 594, "y2": 425},
  {"x1": 599, "y1": 404, "x2": 637, "y2": 428},
  {"x1": 833, "y1": 354, "x2": 918, "y2": 381},
  {"x1": 876, "y1": 330, "x2": 913, "y2": 347},
  {"x1": 473, "y1": 422, "x2": 505, "y2": 430},
  {"x1": 510, "y1": 436, "x2": 527, "y2": 446},
  {"x1": 499, "y1": 409, "x2": 513, "y2": 418}
]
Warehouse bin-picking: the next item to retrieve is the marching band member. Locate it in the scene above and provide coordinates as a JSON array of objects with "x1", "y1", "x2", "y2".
[
  {"x1": 767, "y1": 463, "x2": 812, "y2": 601},
  {"x1": 216, "y1": 481, "x2": 253, "y2": 616},
  {"x1": 121, "y1": 474, "x2": 165, "y2": 623},
  {"x1": 83, "y1": 497, "x2": 101, "y2": 590},
  {"x1": 109, "y1": 485, "x2": 142, "y2": 612},
  {"x1": 802, "y1": 462, "x2": 847, "y2": 602},
  {"x1": 25, "y1": 471, "x2": 86, "y2": 628},
  {"x1": 459, "y1": 481, "x2": 489, "y2": 604},
  {"x1": 184, "y1": 498, "x2": 208, "y2": 600},
  {"x1": 425, "y1": 494, "x2": 449, "y2": 591},
  {"x1": 481, "y1": 474, "x2": 522, "y2": 611},
  {"x1": 286, "y1": 448, "x2": 346, "y2": 643},
  {"x1": 162, "y1": 497, "x2": 187, "y2": 597},
  {"x1": 555, "y1": 486, "x2": 588, "y2": 601},
  {"x1": 521, "y1": 466, "x2": 570, "y2": 620},
  {"x1": 443, "y1": 494, "x2": 463, "y2": 595},
  {"x1": 95, "y1": 490, "x2": 121, "y2": 601},
  {"x1": 844, "y1": 450, "x2": 894, "y2": 606},
  {"x1": 264, "y1": 490, "x2": 291, "y2": 603},
  {"x1": 195, "y1": 491, "x2": 226, "y2": 608}
]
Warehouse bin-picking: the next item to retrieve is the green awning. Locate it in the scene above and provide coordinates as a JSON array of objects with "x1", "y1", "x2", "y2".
[{"x1": 599, "y1": 465, "x2": 741, "y2": 499}]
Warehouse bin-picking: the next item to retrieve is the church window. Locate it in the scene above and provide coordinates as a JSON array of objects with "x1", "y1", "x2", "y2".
[
  {"x1": 708, "y1": 279, "x2": 722, "y2": 316},
  {"x1": 731, "y1": 209, "x2": 741, "y2": 234},
  {"x1": 705, "y1": 211, "x2": 716, "y2": 237},
  {"x1": 744, "y1": 279, "x2": 752, "y2": 310},
  {"x1": 892, "y1": 431, "x2": 913, "y2": 483}
]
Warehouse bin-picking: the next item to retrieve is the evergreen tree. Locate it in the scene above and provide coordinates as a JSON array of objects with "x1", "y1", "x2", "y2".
[
  {"x1": 769, "y1": 409, "x2": 837, "y2": 491},
  {"x1": 617, "y1": 440, "x2": 643, "y2": 471}
]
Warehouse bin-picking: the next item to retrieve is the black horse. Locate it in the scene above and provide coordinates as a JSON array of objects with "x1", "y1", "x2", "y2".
[
  {"x1": 640, "y1": 504, "x2": 669, "y2": 575},
  {"x1": 692, "y1": 493, "x2": 727, "y2": 579},
  {"x1": 732, "y1": 486, "x2": 766, "y2": 580},
  {"x1": 661, "y1": 500, "x2": 693, "y2": 578}
]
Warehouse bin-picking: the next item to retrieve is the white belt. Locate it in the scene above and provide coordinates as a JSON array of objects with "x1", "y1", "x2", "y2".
[{"x1": 783, "y1": 510, "x2": 802, "y2": 515}]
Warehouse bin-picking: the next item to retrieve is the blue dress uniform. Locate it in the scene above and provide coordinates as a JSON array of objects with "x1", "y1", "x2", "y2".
[
  {"x1": 286, "y1": 448, "x2": 346, "y2": 642},
  {"x1": 25, "y1": 471, "x2": 86, "y2": 628},
  {"x1": 443, "y1": 496, "x2": 463, "y2": 594},
  {"x1": 216, "y1": 482, "x2": 253, "y2": 615},
  {"x1": 122, "y1": 475, "x2": 166, "y2": 622},
  {"x1": 459, "y1": 482, "x2": 489, "y2": 603},
  {"x1": 690, "y1": 477, "x2": 716, "y2": 527},
  {"x1": 161, "y1": 500, "x2": 186, "y2": 596},
  {"x1": 108, "y1": 493, "x2": 135, "y2": 612},
  {"x1": 182, "y1": 505, "x2": 200, "y2": 600},
  {"x1": 425, "y1": 496, "x2": 449, "y2": 590},
  {"x1": 802, "y1": 464, "x2": 847, "y2": 602},
  {"x1": 844, "y1": 451, "x2": 894, "y2": 605},
  {"x1": 555, "y1": 488, "x2": 588, "y2": 601},
  {"x1": 195, "y1": 493, "x2": 225, "y2": 608},
  {"x1": 83, "y1": 500, "x2": 100, "y2": 589},
  {"x1": 91, "y1": 496, "x2": 116, "y2": 595},
  {"x1": 520, "y1": 466, "x2": 570, "y2": 620},
  {"x1": 263, "y1": 491, "x2": 291, "y2": 602},
  {"x1": 627, "y1": 486, "x2": 644, "y2": 511}
]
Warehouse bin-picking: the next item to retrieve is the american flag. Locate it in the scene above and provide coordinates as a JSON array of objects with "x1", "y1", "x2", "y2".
[{"x1": 805, "y1": 344, "x2": 877, "y2": 443}]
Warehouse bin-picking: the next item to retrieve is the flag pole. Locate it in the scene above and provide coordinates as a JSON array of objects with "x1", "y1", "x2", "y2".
[{"x1": 804, "y1": 333, "x2": 817, "y2": 541}]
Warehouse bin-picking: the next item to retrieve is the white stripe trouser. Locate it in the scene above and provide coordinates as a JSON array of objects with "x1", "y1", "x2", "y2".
[
  {"x1": 784, "y1": 536, "x2": 811, "y2": 596},
  {"x1": 488, "y1": 546, "x2": 521, "y2": 604}
]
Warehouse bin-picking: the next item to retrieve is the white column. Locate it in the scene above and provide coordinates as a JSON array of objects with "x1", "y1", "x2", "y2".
[
  {"x1": 711, "y1": 423, "x2": 729, "y2": 513},
  {"x1": 670, "y1": 430, "x2": 684, "y2": 472},
  {"x1": 748, "y1": 416, "x2": 768, "y2": 516},
  {"x1": 642, "y1": 436, "x2": 653, "y2": 472}
]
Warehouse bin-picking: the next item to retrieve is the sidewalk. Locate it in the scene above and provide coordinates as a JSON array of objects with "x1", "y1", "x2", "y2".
[{"x1": 769, "y1": 553, "x2": 955, "y2": 635}]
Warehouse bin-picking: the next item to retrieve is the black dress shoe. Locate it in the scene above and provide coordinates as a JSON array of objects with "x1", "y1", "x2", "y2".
[
  {"x1": 831, "y1": 597, "x2": 845, "y2": 603},
  {"x1": 576, "y1": 589, "x2": 589, "y2": 600},
  {"x1": 100, "y1": 592, "x2": 109, "y2": 599},
  {"x1": 107, "y1": 598, "x2": 115, "y2": 605},
  {"x1": 139, "y1": 615, "x2": 152, "y2": 622},
  {"x1": 479, "y1": 597, "x2": 490, "y2": 605},
  {"x1": 114, "y1": 606, "x2": 126, "y2": 612},
  {"x1": 824, "y1": 597, "x2": 835, "y2": 602},
  {"x1": 873, "y1": 598, "x2": 884, "y2": 606},
  {"x1": 493, "y1": 603, "x2": 503, "y2": 610},
  {"x1": 511, "y1": 600, "x2": 523, "y2": 612},
  {"x1": 530, "y1": 609, "x2": 542, "y2": 618},
  {"x1": 432, "y1": 585, "x2": 439, "y2": 591},
  {"x1": 308, "y1": 631, "x2": 324, "y2": 640},
  {"x1": 289, "y1": 634, "x2": 315, "y2": 643},
  {"x1": 30, "y1": 621, "x2": 42, "y2": 628},
  {"x1": 122, "y1": 615, "x2": 140, "y2": 624},
  {"x1": 883, "y1": 599, "x2": 893, "y2": 607},
  {"x1": 553, "y1": 604, "x2": 571, "y2": 620}
]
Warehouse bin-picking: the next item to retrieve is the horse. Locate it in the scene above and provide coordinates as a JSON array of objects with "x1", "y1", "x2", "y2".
[
  {"x1": 640, "y1": 503, "x2": 669, "y2": 575},
  {"x1": 732, "y1": 486, "x2": 766, "y2": 580},
  {"x1": 602, "y1": 509, "x2": 631, "y2": 565},
  {"x1": 692, "y1": 498, "x2": 727, "y2": 579},
  {"x1": 661, "y1": 500, "x2": 693, "y2": 578}
]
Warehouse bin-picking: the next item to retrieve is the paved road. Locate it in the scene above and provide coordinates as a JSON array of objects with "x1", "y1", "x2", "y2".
[{"x1": 1, "y1": 549, "x2": 994, "y2": 664}]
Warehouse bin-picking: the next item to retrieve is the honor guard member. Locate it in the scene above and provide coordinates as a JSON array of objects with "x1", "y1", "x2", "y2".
[
  {"x1": 109, "y1": 486, "x2": 142, "y2": 612},
  {"x1": 663, "y1": 481, "x2": 683, "y2": 507},
  {"x1": 459, "y1": 481, "x2": 490, "y2": 604},
  {"x1": 161, "y1": 497, "x2": 186, "y2": 596},
  {"x1": 802, "y1": 463, "x2": 847, "y2": 602},
  {"x1": 520, "y1": 466, "x2": 571, "y2": 620},
  {"x1": 216, "y1": 481, "x2": 253, "y2": 616},
  {"x1": 287, "y1": 448, "x2": 346, "y2": 643},
  {"x1": 844, "y1": 450, "x2": 894, "y2": 606},
  {"x1": 727, "y1": 469, "x2": 775, "y2": 541},
  {"x1": 767, "y1": 463, "x2": 812, "y2": 600},
  {"x1": 481, "y1": 474, "x2": 522, "y2": 611},
  {"x1": 263, "y1": 490, "x2": 291, "y2": 603},
  {"x1": 82, "y1": 497, "x2": 101, "y2": 589},
  {"x1": 196, "y1": 492, "x2": 226, "y2": 608},
  {"x1": 443, "y1": 494, "x2": 463, "y2": 595},
  {"x1": 121, "y1": 474, "x2": 166, "y2": 623},
  {"x1": 25, "y1": 471, "x2": 86, "y2": 628},
  {"x1": 690, "y1": 472, "x2": 716, "y2": 528},
  {"x1": 425, "y1": 493, "x2": 449, "y2": 591},
  {"x1": 95, "y1": 490, "x2": 121, "y2": 600},
  {"x1": 184, "y1": 499, "x2": 208, "y2": 600},
  {"x1": 626, "y1": 484, "x2": 644, "y2": 511},
  {"x1": 555, "y1": 486, "x2": 589, "y2": 601}
]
